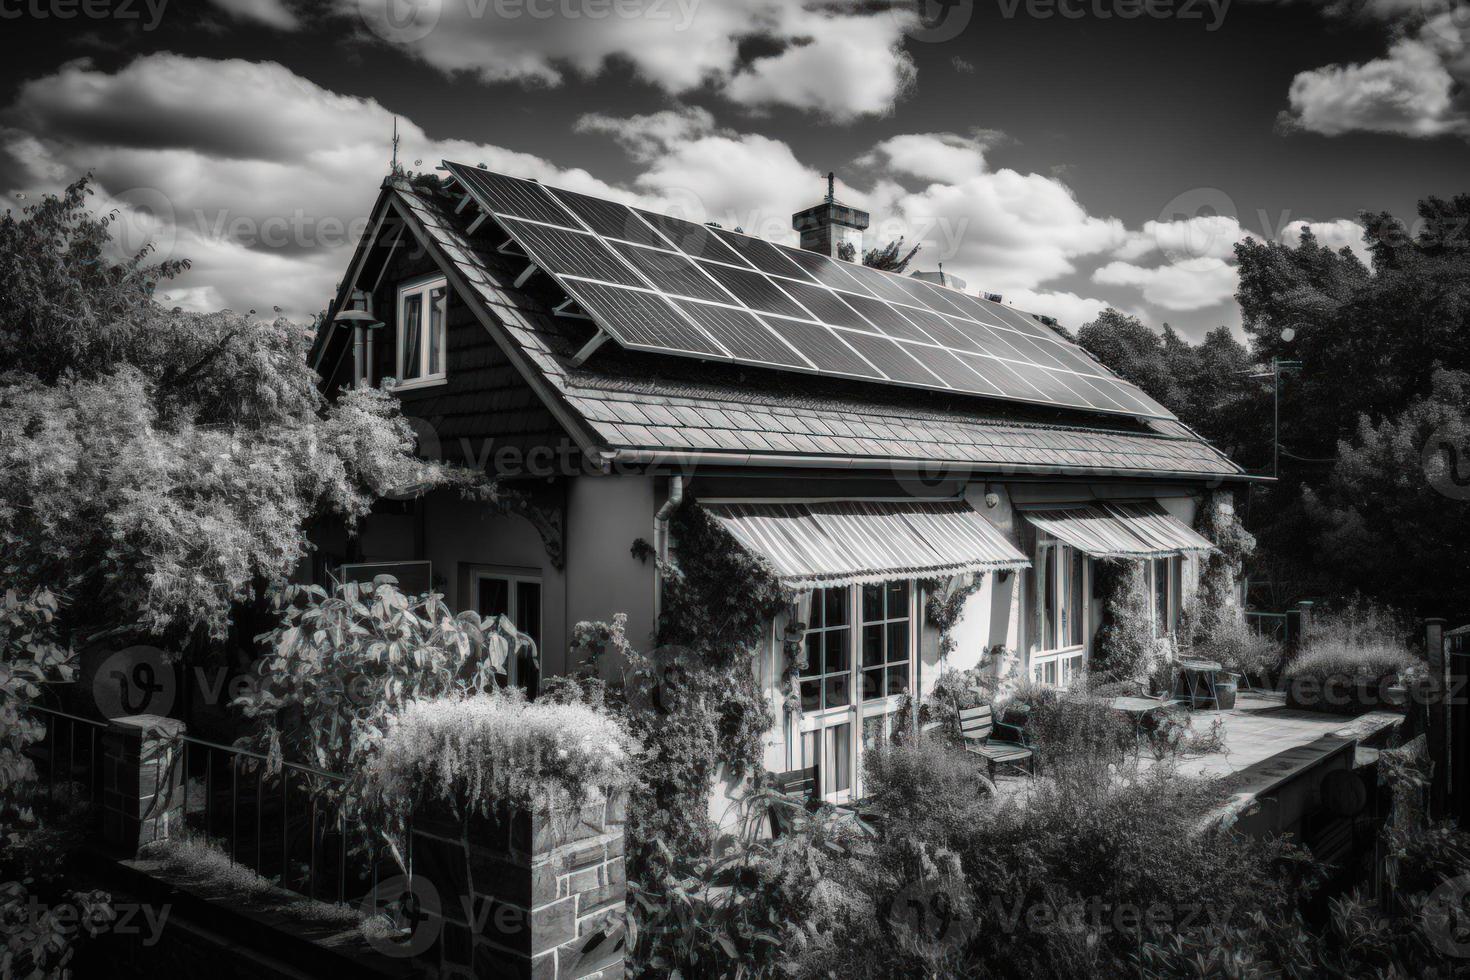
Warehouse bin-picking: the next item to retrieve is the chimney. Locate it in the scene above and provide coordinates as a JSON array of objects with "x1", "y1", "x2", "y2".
[{"x1": 792, "y1": 172, "x2": 869, "y2": 260}]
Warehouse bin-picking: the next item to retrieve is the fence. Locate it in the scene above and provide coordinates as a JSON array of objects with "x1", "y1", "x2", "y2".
[
  {"x1": 24, "y1": 703, "x2": 403, "y2": 910},
  {"x1": 1245, "y1": 610, "x2": 1290, "y2": 647}
]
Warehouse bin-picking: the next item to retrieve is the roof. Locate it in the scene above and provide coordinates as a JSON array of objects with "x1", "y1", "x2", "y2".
[{"x1": 317, "y1": 175, "x2": 1249, "y2": 482}]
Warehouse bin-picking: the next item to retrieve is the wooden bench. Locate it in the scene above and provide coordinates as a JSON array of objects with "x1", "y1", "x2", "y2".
[
  {"x1": 958, "y1": 704, "x2": 1035, "y2": 779},
  {"x1": 768, "y1": 765, "x2": 818, "y2": 838}
]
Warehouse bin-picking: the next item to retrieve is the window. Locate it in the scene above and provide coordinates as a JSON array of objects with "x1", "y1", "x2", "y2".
[
  {"x1": 396, "y1": 277, "x2": 447, "y2": 388},
  {"x1": 1033, "y1": 540, "x2": 1088, "y2": 686},
  {"x1": 860, "y1": 581, "x2": 911, "y2": 702},
  {"x1": 1149, "y1": 556, "x2": 1182, "y2": 637},
  {"x1": 794, "y1": 580, "x2": 917, "y2": 802},
  {"x1": 799, "y1": 586, "x2": 852, "y2": 712},
  {"x1": 473, "y1": 571, "x2": 541, "y2": 692}
]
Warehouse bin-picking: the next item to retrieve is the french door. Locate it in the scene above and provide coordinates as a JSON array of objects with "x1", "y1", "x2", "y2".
[{"x1": 793, "y1": 581, "x2": 915, "y2": 803}]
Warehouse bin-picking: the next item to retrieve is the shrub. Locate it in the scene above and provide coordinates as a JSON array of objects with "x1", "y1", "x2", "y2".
[
  {"x1": 863, "y1": 734, "x2": 993, "y2": 848},
  {"x1": 1004, "y1": 683, "x2": 1134, "y2": 787},
  {"x1": 358, "y1": 689, "x2": 635, "y2": 824},
  {"x1": 1090, "y1": 560, "x2": 1156, "y2": 682},
  {"x1": 236, "y1": 576, "x2": 535, "y2": 779},
  {"x1": 1195, "y1": 614, "x2": 1284, "y2": 684},
  {"x1": 1285, "y1": 599, "x2": 1421, "y2": 685}
]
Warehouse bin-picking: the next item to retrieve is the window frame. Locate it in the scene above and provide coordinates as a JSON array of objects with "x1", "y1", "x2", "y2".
[
  {"x1": 471, "y1": 569, "x2": 542, "y2": 690},
  {"x1": 793, "y1": 580, "x2": 918, "y2": 803},
  {"x1": 394, "y1": 274, "x2": 449, "y2": 391},
  {"x1": 1148, "y1": 555, "x2": 1182, "y2": 637},
  {"x1": 1031, "y1": 535, "x2": 1089, "y2": 687}
]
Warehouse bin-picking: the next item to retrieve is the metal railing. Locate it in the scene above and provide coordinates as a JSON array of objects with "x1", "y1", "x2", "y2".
[
  {"x1": 1245, "y1": 609, "x2": 1291, "y2": 647},
  {"x1": 24, "y1": 704, "x2": 402, "y2": 909}
]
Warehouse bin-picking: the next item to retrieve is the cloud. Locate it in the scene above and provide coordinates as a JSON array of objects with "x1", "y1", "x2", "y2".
[
  {"x1": 858, "y1": 132, "x2": 992, "y2": 185},
  {"x1": 1002, "y1": 289, "x2": 1113, "y2": 330},
  {"x1": 1280, "y1": 218, "x2": 1371, "y2": 262},
  {"x1": 209, "y1": 0, "x2": 301, "y2": 30},
  {"x1": 0, "y1": 53, "x2": 635, "y2": 319},
  {"x1": 1113, "y1": 215, "x2": 1246, "y2": 262},
  {"x1": 1093, "y1": 257, "x2": 1239, "y2": 312},
  {"x1": 344, "y1": 0, "x2": 915, "y2": 121},
  {"x1": 1276, "y1": 2, "x2": 1470, "y2": 139}
]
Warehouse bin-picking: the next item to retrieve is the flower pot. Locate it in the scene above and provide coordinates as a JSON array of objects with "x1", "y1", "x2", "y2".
[{"x1": 1214, "y1": 676, "x2": 1238, "y2": 710}]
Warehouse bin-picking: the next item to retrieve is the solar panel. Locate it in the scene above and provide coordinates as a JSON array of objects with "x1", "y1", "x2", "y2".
[{"x1": 444, "y1": 161, "x2": 1175, "y2": 420}]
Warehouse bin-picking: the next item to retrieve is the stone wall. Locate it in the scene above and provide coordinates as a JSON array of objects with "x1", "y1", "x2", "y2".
[
  {"x1": 409, "y1": 791, "x2": 626, "y2": 980},
  {"x1": 101, "y1": 714, "x2": 185, "y2": 857}
]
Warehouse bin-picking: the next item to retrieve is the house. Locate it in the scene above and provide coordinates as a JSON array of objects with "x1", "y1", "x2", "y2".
[{"x1": 308, "y1": 164, "x2": 1255, "y2": 809}]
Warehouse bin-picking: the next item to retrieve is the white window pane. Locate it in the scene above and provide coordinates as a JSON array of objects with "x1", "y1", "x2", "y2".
[
  {"x1": 401, "y1": 293, "x2": 423, "y2": 380},
  {"x1": 429, "y1": 285, "x2": 447, "y2": 375}
]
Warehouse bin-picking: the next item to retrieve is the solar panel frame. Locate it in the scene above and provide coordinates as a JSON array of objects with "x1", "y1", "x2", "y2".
[{"x1": 444, "y1": 161, "x2": 1177, "y2": 421}]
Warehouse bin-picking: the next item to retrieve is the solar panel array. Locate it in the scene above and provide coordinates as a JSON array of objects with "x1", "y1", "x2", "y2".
[{"x1": 444, "y1": 161, "x2": 1174, "y2": 420}]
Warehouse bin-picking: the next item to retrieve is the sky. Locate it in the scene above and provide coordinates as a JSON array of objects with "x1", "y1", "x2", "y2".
[{"x1": 0, "y1": 0, "x2": 1467, "y2": 339}]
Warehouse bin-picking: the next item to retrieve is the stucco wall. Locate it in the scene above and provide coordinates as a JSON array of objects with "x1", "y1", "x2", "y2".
[
  {"x1": 566, "y1": 474, "x2": 656, "y2": 677},
  {"x1": 419, "y1": 489, "x2": 571, "y2": 676}
]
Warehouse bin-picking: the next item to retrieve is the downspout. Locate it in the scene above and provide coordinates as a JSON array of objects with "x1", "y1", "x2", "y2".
[{"x1": 652, "y1": 474, "x2": 684, "y2": 626}]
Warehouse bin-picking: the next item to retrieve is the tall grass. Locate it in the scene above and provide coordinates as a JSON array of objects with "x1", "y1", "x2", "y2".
[{"x1": 1285, "y1": 598, "x2": 1423, "y2": 686}]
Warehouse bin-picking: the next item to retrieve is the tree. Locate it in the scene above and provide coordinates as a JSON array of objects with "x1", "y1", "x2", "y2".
[
  {"x1": 1302, "y1": 368, "x2": 1470, "y2": 620},
  {"x1": 0, "y1": 180, "x2": 483, "y2": 651},
  {"x1": 1074, "y1": 310, "x2": 1261, "y2": 461},
  {"x1": 837, "y1": 237, "x2": 922, "y2": 273}
]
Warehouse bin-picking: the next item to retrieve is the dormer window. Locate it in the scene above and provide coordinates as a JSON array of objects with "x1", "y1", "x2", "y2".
[{"x1": 395, "y1": 276, "x2": 448, "y2": 389}]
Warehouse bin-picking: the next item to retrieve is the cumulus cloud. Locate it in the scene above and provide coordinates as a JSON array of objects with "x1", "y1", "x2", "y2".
[
  {"x1": 0, "y1": 53, "x2": 635, "y2": 318},
  {"x1": 1277, "y1": 2, "x2": 1470, "y2": 139},
  {"x1": 209, "y1": 0, "x2": 301, "y2": 30},
  {"x1": 344, "y1": 0, "x2": 915, "y2": 121},
  {"x1": 1093, "y1": 257, "x2": 1239, "y2": 312},
  {"x1": 1280, "y1": 218, "x2": 1371, "y2": 262},
  {"x1": 1001, "y1": 289, "x2": 1113, "y2": 330}
]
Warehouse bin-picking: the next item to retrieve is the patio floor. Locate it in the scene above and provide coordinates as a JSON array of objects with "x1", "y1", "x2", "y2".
[{"x1": 991, "y1": 690, "x2": 1404, "y2": 804}]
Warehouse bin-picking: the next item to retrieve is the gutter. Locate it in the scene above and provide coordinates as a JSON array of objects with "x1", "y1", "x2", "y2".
[
  {"x1": 604, "y1": 448, "x2": 1270, "y2": 484},
  {"x1": 652, "y1": 474, "x2": 684, "y2": 625}
]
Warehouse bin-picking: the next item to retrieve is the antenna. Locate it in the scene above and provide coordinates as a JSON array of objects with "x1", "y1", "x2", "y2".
[
  {"x1": 391, "y1": 117, "x2": 401, "y2": 174},
  {"x1": 825, "y1": 172, "x2": 835, "y2": 204}
]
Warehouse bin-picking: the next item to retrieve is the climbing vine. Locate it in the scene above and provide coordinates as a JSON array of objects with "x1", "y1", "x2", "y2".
[
  {"x1": 1180, "y1": 490, "x2": 1256, "y2": 649},
  {"x1": 920, "y1": 574, "x2": 983, "y2": 663},
  {"x1": 1090, "y1": 559, "x2": 1156, "y2": 682}
]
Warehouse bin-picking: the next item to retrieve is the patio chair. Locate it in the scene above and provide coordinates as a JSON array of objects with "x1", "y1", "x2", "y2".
[
  {"x1": 957, "y1": 704, "x2": 1035, "y2": 779},
  {"x1": 768, "y1": 765, "x2": 818, "y2": 838}
]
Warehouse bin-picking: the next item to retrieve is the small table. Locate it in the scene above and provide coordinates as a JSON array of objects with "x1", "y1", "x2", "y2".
[
  {"x1": 1110, "y1": 696, "x2": 1180, "y2": 735},
  {"x1": 1174, "y1": 659, "x2": 1225, "y2": 709}
]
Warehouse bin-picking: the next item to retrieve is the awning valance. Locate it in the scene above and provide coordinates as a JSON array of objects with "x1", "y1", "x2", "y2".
[
  {"x1": 1021, "y1": 500, "x2": 1215, "y2": 560},
  {"x1": 703, "y1": 499, "x2": 1031, "y2": 590}
]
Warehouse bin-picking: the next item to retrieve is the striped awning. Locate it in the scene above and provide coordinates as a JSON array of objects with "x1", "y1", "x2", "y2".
[
  {"x1": 702, "y1": 499, "x2": 1030, "y2": 590},
  {"x1": 1022, "y1": 500, "x2": 1215, "y2": 559}
]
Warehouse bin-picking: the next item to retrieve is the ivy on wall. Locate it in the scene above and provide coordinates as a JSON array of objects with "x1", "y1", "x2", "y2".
[
  {"x1": 1090, "y1": 558, "x2": 1155, "y2": 682},
  {"x1": 1181, "y1": 490, "x2": 1256, "y2": 648}
]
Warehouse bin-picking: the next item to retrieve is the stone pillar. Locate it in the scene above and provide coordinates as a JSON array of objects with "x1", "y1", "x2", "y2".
[
  {"x1": 410, "y1": 791, "x2": 627, "y2": 980},
  {"x1": 1427, "y1": 618, "x2": 1448, "y2": 818},
  {"x1": 1294, "y1": 600, "x2": 1314, "y2": 651},
  {"x1": 101, "y1": 714, "x2": 185, "y2": 857}
]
